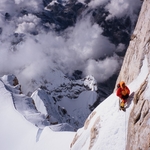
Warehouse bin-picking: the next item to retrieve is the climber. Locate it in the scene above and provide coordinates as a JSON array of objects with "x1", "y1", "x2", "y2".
[{"x1": 116, "y1": 81, "x2": 130, "y2": 108}]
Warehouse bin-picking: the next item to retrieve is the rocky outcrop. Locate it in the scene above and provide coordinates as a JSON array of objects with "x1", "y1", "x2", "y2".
[
  {"x1": 116, "y1": 0, "x2": 150, "y2": 85},
  {"x1": 116, "y1": 0, "x2": 150, "y2": 149},
  {"x1": 126, "y1": 79, "x2": 150, "y2": 150}
]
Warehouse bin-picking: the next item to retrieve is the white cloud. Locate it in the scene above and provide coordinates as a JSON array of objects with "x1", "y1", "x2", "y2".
[
  {"x1": 84, "y1": 57, "x2": 119, "y2": 82},
  {"x1": 0, "y1": 14, "x2": 119, "y2": 86},
  {"x1": 88, "y1": 0, "x2": 109, "y2": 8},
  {"x1": 105, "y1": 0, "x2": 129, "y2": 19},
  {"x1": 105, "y1": 0, "x2": 142, "y2": 20},
  {"x1": 0, "y1": 0, "x2": 141, "y2": 91},
  {"x1": 14, "y1": 0, "x2": 24, "y2": 5},
  {"x1": 15, "y1": 14, "x2": 40, "y2": 34},
  {"x1": 116, "y1": 43, "x2": 126, "y2": 52},
  {"x1": 16, "y1": 22, "x2": 36, "y2": 33},
  {"x1": 87, "y1": 0, "x2": 141, "y2": 21}
]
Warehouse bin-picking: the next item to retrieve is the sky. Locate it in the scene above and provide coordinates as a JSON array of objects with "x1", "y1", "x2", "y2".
[
  {"x1": 0, "y1": 0, "x2": 142, "y2": 93},
  {"x1": 0, "y1": 52, "x2": 148, "y2": 150}
]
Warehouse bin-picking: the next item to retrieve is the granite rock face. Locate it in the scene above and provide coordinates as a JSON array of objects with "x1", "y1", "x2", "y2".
[
  {"x1": 116, "y1": 0, "x2": 150, "y2": 149},
  {"x1": 126, "y1": 80, "x2": 150, "y2": 150},
  {"x1": 116, "y1": 0, "x2": 150, "y2": 85}
]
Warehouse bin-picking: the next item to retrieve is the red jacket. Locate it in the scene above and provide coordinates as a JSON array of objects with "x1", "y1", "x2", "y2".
[{"x1": 116, "y1": 86, "x2": 130, "y2": 99}]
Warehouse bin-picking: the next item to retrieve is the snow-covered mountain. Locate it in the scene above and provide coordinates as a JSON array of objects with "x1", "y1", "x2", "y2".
[
  {"x1": 0, "y1": 0, "x2": 142, "y2": 130},
  {"x1": 0, "y1": 73, "x2": 98, "y2": 130},
  {"x1": 71, "y1": 0, "x2": 150, "y2": 149},
  {"x1": 31, "y1": 74, "x2": 98, "y2": 130},
  {"x1": 70, "y1": 57, "x2": 149, "y2": 150},
  {"x1": 0, "y1": 78, "x2": 75, "y2": 150},
  {"x1": 1, "y1": 0, "x2": 149, "y2": 150},
  {"x1": 1, "y1": 48, "x2": 149, "y2": 150}
]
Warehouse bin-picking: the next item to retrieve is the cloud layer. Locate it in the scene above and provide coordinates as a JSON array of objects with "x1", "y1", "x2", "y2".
[
  {"x1": 88, "y1": 0, "x2": 142, "y2": 21},
  {"x1": 0, "y1": 0, "x2": 142, "y2": 92}
]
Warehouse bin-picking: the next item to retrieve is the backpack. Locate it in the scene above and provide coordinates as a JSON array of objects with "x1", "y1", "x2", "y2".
[{"x1": 117, "y1": 83, "x2": 120, "y2": 89}]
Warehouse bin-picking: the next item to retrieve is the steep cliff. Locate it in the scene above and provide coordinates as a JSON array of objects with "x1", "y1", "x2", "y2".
[
  {"x1": 70, "y1": 0, "x2": 150, "y2": 150},
  {"x1": 116, "y1": 0, "x2": 150, "y2": 149},
  {"x1": 116, "y1": 0, "x2": 150, "y2": 84}
]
